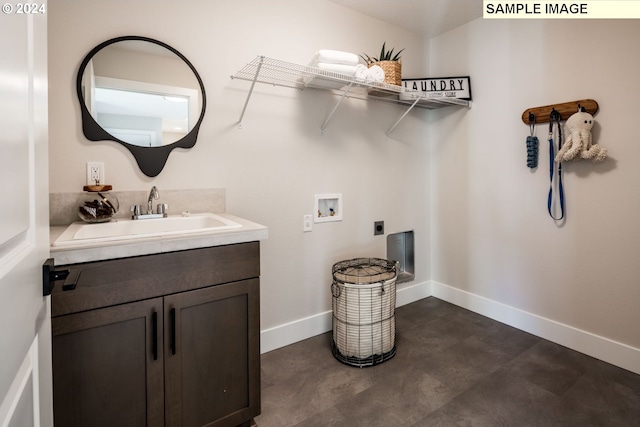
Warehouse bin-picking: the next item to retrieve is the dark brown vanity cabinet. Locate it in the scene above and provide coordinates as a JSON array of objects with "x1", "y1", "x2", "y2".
[{"x1": 51, "y1": 242, "x2": 261, "y2": 427}]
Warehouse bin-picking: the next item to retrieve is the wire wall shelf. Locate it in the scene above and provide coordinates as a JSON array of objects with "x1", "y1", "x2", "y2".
[{"x1": 230, "y1": 56, "x2": 470, "y2": 135}]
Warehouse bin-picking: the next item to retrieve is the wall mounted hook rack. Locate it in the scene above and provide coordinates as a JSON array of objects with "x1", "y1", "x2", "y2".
[{"x1": 521, "y1": 99, "x2": 598, "y2": 124}]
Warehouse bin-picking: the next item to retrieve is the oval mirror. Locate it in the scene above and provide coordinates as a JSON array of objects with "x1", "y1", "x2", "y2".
[{"x1": 77, "y1": 36, "x2": 206, "y2": 177}]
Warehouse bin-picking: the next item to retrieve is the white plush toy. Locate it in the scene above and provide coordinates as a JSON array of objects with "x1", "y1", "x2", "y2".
[{"x1": 554, "y1": 111, "x2": 608, "y2": 163}]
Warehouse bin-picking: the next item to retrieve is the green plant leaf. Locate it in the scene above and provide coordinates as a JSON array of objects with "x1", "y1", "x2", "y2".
[
  {"x1": 363, "y1": 42, "x2": 403, "y2": 63},
  {"x1": 391, "y1": 48, "x2": 404, "y2": 61}
]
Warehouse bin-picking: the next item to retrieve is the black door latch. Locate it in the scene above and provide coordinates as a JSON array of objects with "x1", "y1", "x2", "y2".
[{"x1": 42, "y1": 258, "x2": 80, "y2": 296}]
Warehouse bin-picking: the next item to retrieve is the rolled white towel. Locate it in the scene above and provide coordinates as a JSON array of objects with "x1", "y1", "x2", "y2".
[
  {"x1": 311, "y1": 49, "x2": 359, "y2": 66},
  {"x1": 355, "y1": 64, "x2": 369, "y2": 80},
  {"x1": 367, "y1": 65, "x2": 385, "y2": 83}
]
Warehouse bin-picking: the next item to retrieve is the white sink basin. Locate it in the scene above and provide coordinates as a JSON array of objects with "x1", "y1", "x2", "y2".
[{"x1": 52, "y1": 213, "x2": 242, "y2": 247}]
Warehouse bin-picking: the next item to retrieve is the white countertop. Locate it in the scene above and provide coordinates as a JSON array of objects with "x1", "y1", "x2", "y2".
[{"x1": 50, "y1": 213, "x2": 268, "y2": 265}]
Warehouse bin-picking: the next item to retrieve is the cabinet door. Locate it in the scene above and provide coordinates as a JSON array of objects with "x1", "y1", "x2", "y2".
[
  {"x1": 52, "y1": 298, "x2": 164, "y2": 427},
  {"x1": 165, "y1": 279, "x2": 260, "y2": 427}
]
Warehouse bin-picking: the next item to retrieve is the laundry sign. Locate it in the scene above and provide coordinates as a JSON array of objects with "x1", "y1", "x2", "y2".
[{"x1": 401, "y1": 76, "x2": 472, "y2": 100}]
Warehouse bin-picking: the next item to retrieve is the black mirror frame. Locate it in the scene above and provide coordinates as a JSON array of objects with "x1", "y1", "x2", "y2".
[{"x1": 76, "y1": 35, "x2": 207, "y2": 177}]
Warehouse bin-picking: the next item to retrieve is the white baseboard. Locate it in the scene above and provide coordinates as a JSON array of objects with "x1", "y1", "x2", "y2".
[
  {"x1": 260, "y1": 280, "x2": 431, "y2": 354},
  {"x1": 261, "y1": 280, "x2": 640, "y2": 375},
  {"x1": 431, "y1": 281, "x2": 640, "y2": 375},
  {"x1": 260, "y1": 310, "x2": 332, "y2": 354},
  {"x1": 396, "y1": 280, "x2": 433, "y2": 307}
]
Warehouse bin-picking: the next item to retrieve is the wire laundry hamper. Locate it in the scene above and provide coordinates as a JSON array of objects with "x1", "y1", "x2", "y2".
[{"x1": 331, "y1": 258, "x2": 397, "y2": 367}]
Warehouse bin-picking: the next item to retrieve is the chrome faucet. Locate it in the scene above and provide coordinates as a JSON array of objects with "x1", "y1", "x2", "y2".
[
  {"x1": 147, "y1": 186, "x2": 159, "y2": 214},
  {"x1": 130, "y1": 186, "x2": 167, "y2": 220}
]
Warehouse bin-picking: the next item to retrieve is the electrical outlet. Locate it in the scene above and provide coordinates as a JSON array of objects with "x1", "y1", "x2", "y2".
[
  {"x1": 303, "y1": 214, "x2": 313, "y2": 232},
  {"x1": 86, "y1": 162, "x2": 105, "y2": 185}
]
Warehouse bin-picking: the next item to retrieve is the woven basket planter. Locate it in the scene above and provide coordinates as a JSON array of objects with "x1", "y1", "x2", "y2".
[{"x1": 371, "y1": 60, "x2": 402, "y2": 86}]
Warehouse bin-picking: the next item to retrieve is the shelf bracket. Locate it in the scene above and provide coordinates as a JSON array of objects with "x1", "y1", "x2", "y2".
[
  {"x1": 237, "y1": 56, "x2": 265, "y2": 127},
  {"x1": 385, "y1": 96, "x2": 422, "y2": 137},
  {"x1": 320, "y1": 82, "x2": 354, "y2": 134}
]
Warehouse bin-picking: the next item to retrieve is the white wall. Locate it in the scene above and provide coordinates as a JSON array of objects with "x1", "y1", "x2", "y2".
[
  {"x1": 50, "y1": 2, "x2": 640, "y2": 370},
  {"x1": 430, "y1": 19, "x2": 640, "y2": 354},
  {"x1": 48, "y1": 1, "x2": 431, "y2": 337}
]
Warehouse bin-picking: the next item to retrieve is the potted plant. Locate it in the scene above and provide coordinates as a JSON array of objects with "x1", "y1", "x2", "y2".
[{"x1": 360, "y1": 42, "x2": 404, "y2": 86}]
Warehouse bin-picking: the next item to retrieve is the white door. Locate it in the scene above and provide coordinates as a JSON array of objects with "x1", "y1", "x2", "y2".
[{"x1": 0, "y1": 3, "x2": 52, "y2": 427}]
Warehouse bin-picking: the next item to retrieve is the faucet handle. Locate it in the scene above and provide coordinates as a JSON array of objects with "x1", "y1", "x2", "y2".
[
  {"x1": 157, "y1": 203, "x2": 168, "y2": 215},
  {"x1": 130, "y1": 205, "x2": 142, "y2": 216}
]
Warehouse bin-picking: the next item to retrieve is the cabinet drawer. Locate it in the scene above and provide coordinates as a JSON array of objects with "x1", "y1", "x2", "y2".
[{"x1": 52, "y1": 242, "x2": 260, "y2": 317}]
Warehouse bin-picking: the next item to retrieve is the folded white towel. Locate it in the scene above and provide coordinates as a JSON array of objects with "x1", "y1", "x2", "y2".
[
  {"x1": 313, "y1": 62, "x2": 357, "y2": 76},
  {"x1": 311, "y1": 49, "x2": 359, "y2": 66},
  {"x1": 303, "y1": 76, "x2": 348, "y2": 90},
  {"x1": 303, "y1": 62, "x2": 355, "y2": 89}
]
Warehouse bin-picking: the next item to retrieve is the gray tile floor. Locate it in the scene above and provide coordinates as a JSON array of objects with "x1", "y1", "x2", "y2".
[{"x1": 255, "y1": 297, "x2": 640, "y2": 427}]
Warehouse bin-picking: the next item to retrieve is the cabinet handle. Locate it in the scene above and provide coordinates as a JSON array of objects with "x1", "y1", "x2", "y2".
[
  {"x1": 170, "y1": 308, "x2": 176, "y2": 355},
  {"x1": 152, "y1": 311, "x2": 158, "y2": 361}
]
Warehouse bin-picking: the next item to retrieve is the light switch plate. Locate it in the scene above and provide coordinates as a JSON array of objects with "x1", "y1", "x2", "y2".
[{"x1": 303, "y1": 214, "x2": 313, "y2": 232}]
